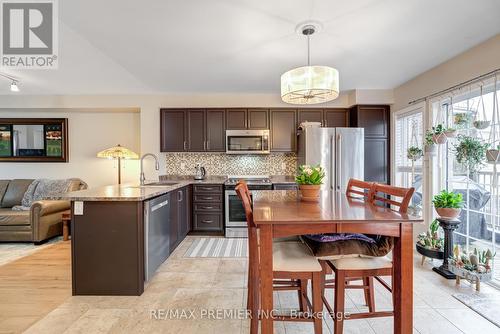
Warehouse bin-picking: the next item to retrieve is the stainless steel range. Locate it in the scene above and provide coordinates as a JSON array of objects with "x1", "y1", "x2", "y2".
[{"x1": 224, "y1": 175, "x2": 272, "y2": 238}]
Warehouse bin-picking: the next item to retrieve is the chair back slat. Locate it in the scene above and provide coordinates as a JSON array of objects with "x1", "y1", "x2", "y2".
[
  {"x1": 346, "y1": 178, "x2": 375, "y2": 201},
  {"x1": 371, "y1": 183, "x2": 415, "y2": 213}
]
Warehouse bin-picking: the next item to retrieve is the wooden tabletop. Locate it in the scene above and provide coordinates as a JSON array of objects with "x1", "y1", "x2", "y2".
[{"x1": 252, "y1": 190, "x2": 423, "y2": 224}]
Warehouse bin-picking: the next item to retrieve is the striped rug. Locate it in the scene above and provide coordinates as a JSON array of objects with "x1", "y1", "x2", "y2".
[{"x1": 184, "y1": 237, "x2": 248, "y2": 258}]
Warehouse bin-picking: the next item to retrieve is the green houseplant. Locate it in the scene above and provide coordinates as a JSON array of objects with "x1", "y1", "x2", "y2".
[
  {"x1": 424, "y1": 130, "x2": 437, "y2": 154},
  {"x1": 432, "y1": 190, "x2": 463, "y2": 219},
  {"x1": 454, "y1": 135, "x2": 489, "y2": 175},
  {"x1": 295, "y1": 165, "x2": 325, "y2": 202},
  {"x1": 431, "y1": 124, "x2": 447, "y2": 144},
  {"x1": 407, "y1": 146, "x2": 423, "y2": 161}
]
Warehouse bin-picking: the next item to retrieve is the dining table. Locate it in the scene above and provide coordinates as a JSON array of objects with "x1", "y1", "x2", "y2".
[{"x1": 252, "y1": 190, "x2": 423, "y2": 334}]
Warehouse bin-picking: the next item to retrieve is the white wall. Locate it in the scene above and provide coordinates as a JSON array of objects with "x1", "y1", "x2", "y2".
[{"x1": 0, "y1": 109, "x2": 140, "y2": 187}]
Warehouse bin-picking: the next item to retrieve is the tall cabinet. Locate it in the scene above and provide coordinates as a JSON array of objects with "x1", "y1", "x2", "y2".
[{"x1": 349, "y1": 105, "x2": 390, "y2": 184}]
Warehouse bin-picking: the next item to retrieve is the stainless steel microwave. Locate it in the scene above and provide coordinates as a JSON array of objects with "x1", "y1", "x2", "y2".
[{"x1": 226, "y1": 129, "x2": 270, "y2": 154}]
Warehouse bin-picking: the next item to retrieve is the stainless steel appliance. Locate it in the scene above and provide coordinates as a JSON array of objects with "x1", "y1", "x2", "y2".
[
  {"x1": 226, "y1": 130, "x2": 270, "y2": 154},
  {"x1": 144, "y1": 193, "x2": 170, "y2": 281},
  {"x1": 224, "y1": 175, "x2": 272, "y2": 237},
  {"x1": 298, "y1": 126, "x2": 364, "y2": 193},
  {"x1": 194, "y1": 163, "x2": 206, "y2": 180}
]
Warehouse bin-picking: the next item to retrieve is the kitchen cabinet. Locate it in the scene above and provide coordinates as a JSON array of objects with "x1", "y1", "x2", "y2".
[
  {"x1": 186, "y1": 109, "x2": 205, "y2": 151},
  {"x1": 270, "y1": 109, "x2": 297, "y2": 152},
  {"x1": 169, "y1": 186, "x2": 190, "y2": 252},
  {"x1": 247, "y1": 109, "x2": 269, "y2": 129},
  {"x1": 192, "y1": 184, "x2": 224, "y2": 233},
  {"x1": 297, "y1": 108, "x2": 348, "y2": 127},
  {"x1": 160, "y1": 109, "x2": 186, "y2": 152},
  {"x1": 226, "y1": 108, "x2": 269, "y2": 130},
  {"x1": 298, "y1": 109, "x2": 323, "y2": 126},
  {"x1": 226, "y1": 109, "x2": 247, "y2": 129},
  {"x1": 206, "y1": 109, "x2": 225, "y2": 151},
  {"x1": 350, "y1": 105, "x2": 390, "y2": 184}
]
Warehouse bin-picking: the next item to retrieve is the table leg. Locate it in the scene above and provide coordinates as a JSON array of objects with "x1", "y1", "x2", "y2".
[
  {"x1": 259, "y1": 224, "x2": 274, "y2": 334},
  {"x1": 63, "y1": 220, "x2": 69, "y2": 241},
  {"x1": 393, "y1": 223, "x2": 413, "y2": 334}
]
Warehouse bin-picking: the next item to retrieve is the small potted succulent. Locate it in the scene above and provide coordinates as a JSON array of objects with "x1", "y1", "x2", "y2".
[
  {"x1": 444, "y1": 127, "x2": 457, "y2": 138},
  {"x1": 432, "y1": 190, "x2": 463, "y2": 219},
  {"x1": 454, "y1": 135, "x2": 489, "y2": 174},
  {"x1": 407, "y1": 146, "x2": 423, "y2": 161},
  {"x1": 431, "y1": 124, "x2": 447, "y2": 144},
  {"x1": 295, "y1": 164, "x2": 325, "y2": 202},
  {"x1": 486, "y1": 144, "x2": 500, "y2": 163}
]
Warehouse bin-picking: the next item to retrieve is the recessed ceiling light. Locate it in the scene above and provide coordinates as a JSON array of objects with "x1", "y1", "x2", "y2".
[{"x1": 10, "y1": 81, "x2": 19, "y2": 92}]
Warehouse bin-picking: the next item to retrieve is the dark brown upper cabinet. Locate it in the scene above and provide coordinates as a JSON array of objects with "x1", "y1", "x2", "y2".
[
  {"x1": 297, "y1": 109, "x2": 323, "y2": 126},
  {"x1": 161, "y1": 109, "x2": 186, "y2": 152},
  {"x1": 226, "y1": 109, "x2": 247, "y2": 130},
  {"x1": 0, "y1": 118, "x2": 69, "y2": 162},
  {"x1": 206, "y1": 109, "x2": 225, "y2": 151},
  {"x1": 161, "y1": 109, "x2": 226, "y2": 153},
  {"x1": 186, "y1": 109, "x2": 205, "y2": 151},
  {"x1": 270, "y1": 109, "x2": 296, "y2": 152},
  {"x1": 297, "y1": 109, "x2": 348, "y2": 127},
  {"x1": 349, "y1": 105, "x2": 390, "y2": 184},
  {"x1": 247, "y1": 109, "x2": 269, "y2": 129}
]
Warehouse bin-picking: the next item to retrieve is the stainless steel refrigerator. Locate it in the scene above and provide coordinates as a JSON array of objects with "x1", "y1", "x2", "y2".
[{"x1": 297, "y1": 127, "x2": 364, "y2": 192}]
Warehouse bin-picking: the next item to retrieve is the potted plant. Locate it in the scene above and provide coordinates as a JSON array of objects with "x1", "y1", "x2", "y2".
[
  {"x1": 454, "y1": 135, "x2": 489, "y2": 174},
  {"x1": 432, "y1": 190, "x2": 463, "y2": 219},
  {"x1": 424, "y1": 131, "x2": 437, "y2": 154},
  {"x1": 431, "y1": 124, "x2": 447, "y2": 144},
  {"x1": 486, "y1": 144, "x2": 500, "y2": 163},
  {"x1": 444, "y1": 127, "x2": 457, "y2": 138},
  {"x1": 473, "y1": 120, "x2": 491, "y2": 130},
  {"x1": 295, "y1": 164, "x2": 325, "y2": 202},
  {"x1": 449, "y1": 245, "x2": 496, "y2": 291},
  {"x1": 416, "y1": 219, "x2": 444, "y2": 263},
  {"x1": 407, "y1": 146, "x2": 423, "y2": 161},
  {"x1": 454, "y1": 113, "x2": 471, "y2": 128}
]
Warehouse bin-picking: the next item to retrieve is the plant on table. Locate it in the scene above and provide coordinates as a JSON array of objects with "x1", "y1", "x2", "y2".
[
  {"x1": 432, "y1": 190, "x2": 463, "y2": 219},
  {"x1": 454, "y1": 135, "x2": 489, "y2": 175},
  {"x1": 295, "y1": 165, "x2": 325, "y2": 202}
]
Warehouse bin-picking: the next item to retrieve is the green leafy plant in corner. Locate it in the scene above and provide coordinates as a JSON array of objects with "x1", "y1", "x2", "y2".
[
  {"x1": 454, "y1": 135, "x2": 489, "y2": 174},
  {"x1": 295, "y1": 165, "x2": 325, "y2": 185},
  {"x1": 432, "y1": 190, "x2": 463, "y2": 209}
]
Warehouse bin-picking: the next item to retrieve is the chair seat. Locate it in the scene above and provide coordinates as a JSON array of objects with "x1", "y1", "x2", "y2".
[
  {"x1": 331, "y1": 256, "x2": 392, "y2": 270},
  {"x1": 273, "y1": 242, "x2": 322, "y2": 272}
]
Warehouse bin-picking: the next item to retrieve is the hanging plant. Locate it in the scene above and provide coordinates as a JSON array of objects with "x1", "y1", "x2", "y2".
[
  {"x1": 473, "y1": 85, "x2": 491, "y2": 129},
  {"x1": 454, "y1": 135, "x2": 489, "y2": 174},
  {"x1": 454, "y1": 112, "x2": 472, "y2": 128},
  {"x1": 424, "y1": 130, "x2": 437, "y2": 153},
  {"x1": 407, "y1": 146, "x2": 423, "y2": 161},
  {"x1": 486, "y1": 76, "x2": 499, "y2": 164},
  {"x1": 444, "y1": 127, "x2": 457, "y2": 138},
  {"x1": 430, "y1": 124, "x2": 447, "y2": 144},
  {"x1": 487, "y1": 144, "x2": 500, "y2": 163}
]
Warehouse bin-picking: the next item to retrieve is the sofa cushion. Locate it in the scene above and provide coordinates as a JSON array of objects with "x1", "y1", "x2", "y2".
[
  {"x1": 1, "y1": 179, "x2": 33, "y2": 208},
  {"x1": 0, "y1": 208, "x2": 30, "y2": 226},
  {"x1": 0, "y1": 180, "x2": 9, "y2": 205}
]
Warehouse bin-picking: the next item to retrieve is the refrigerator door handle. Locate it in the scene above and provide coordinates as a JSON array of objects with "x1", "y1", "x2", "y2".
[
  {"x1": 337, "y1": 133, "x2": 342, "y2": 191},
  {"x1": 330, "y1": 135, "x2": 334, "y2": 190}
]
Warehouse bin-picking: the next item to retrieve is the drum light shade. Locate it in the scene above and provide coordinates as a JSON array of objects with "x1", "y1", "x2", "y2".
[{"x1": 281, "y1": 65, "x2": 339, "y2": 104}]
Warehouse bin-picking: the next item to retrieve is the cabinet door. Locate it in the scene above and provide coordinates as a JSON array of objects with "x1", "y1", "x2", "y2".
[
  {"x1": 160, "y1": 109, "x2": 186, "y2": 152},
  {"x1": 324, "y1": 109, "x2": 348, "y2": 127},
  {"x1": 248, "y1": 109, "x2": 269, "y2": 129},
  {"x1": 169, "y1": 191, "x2": 180, "y2": 253},
  {"x1": 297, "y1": 109, "x2": 323, "y2": 127},
  {"x1": 179, "y1": 187, "x2": 190, "y2": 238},
  {"x1": 226, "y1": 109, "x2": 247, "y2": 129},
  {"x1": 206, "y1": 109, "x2": 226, "y2": 151},
  {"x1": 186, "y1": 109, "x2": 206, "y2": 151},
  {"x1": 364, "y1": 139, "x2": 388, "y2": 183},
  {"x1": 353, "y1": 106, "x2": 388, "y2": 137},
  {"x1": 270, "y1": 109, "x2": 297, "y2": 152}
]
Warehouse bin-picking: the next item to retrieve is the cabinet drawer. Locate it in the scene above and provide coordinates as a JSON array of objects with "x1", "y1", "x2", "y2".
[
  {"x1": 193, "y1": 184, "x2": 223, "y2": 193},
  {"x1": 193, "y1": 203, "x2": 222, "y2": 212},
  {"x1": 193, "y1": 213, "x2": 223, "y2": 231},
  {"x1": 194, "y1": 194, "x2": 223, "y2": 202}
]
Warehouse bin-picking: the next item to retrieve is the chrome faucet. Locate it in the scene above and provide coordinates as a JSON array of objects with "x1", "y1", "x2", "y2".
[{"x1": 140, "y1": 153, "x2": 160, "y2": 185}]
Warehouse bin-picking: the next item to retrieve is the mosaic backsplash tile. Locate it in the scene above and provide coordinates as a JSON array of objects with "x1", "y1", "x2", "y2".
[{"x1": 165, "y1": 153, "x2": 297, "y2": 176}]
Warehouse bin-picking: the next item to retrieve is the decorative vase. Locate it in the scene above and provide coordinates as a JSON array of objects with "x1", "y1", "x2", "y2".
[
  {"x1": 486, "y1": 149, "x2": 500, "y2": 163},
  {"x1": 435, "y1": 207, "x2": 461, "y2": 220},
  {"x1": 299, "y1": 184, "x2": 321, "y2": 202},
  {"x1": 432, "y1": 133, "x2": 447, "y2": 144}
]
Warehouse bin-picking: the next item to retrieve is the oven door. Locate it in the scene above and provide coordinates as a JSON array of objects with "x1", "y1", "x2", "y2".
[
  {"x1": 225, "y1": 190, "x2": 250, "y2": 228},
  {"x1": 226, "y1": 130, "x2": 269, "y2": 154}
]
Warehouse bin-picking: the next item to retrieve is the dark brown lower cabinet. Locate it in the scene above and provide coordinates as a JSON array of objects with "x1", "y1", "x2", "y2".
[
  {"x1": 191, "y1": 184, "x2": 224, "y2": 233},
  {"x1": 170, "y1": 186, "x2": 190, "y2": 253}
]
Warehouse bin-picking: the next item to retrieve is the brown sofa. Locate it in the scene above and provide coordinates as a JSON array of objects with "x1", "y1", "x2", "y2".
[{"x1": 0, "y1": 179, "x2": 87, "y2": 244}]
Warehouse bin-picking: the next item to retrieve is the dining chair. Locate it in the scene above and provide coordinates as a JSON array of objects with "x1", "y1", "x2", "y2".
[
  {"x1": 324, "y1": 182, "x2": 415, "y2": 334},
  {"x1": 235, "y1": 182, "x2": 324, "y2": 334}
]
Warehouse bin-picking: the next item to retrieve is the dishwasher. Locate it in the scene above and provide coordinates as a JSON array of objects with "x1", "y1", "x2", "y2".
[{"x1": 144, "y1": 193, "x2": 170, "y2": 281}]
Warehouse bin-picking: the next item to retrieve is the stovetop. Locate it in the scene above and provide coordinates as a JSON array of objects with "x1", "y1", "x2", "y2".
[{"x1": 224, "y1": 175, "x2": 272, "y2": 189}]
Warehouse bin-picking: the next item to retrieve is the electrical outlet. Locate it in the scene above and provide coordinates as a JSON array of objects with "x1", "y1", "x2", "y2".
[
  {"x1": 180, "y1": 163, "x2": 186, "y2": 169},
  {"x1": 281, "y1": 162, "x2": 286, "y2": 171}
]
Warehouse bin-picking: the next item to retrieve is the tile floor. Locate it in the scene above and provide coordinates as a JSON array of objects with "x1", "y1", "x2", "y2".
[{"x1": 21, "y1": 237, "x2": 500, "y2": 334}]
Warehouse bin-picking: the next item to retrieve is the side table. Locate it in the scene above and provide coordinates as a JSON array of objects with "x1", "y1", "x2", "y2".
[{"x1": 432, "y1": 217, "x2": 461, "y2": 279}]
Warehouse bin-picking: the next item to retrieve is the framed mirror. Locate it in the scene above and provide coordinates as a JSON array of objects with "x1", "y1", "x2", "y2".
[{"x1": 0, "y1": 118, "x2": 68, "y2": 162}]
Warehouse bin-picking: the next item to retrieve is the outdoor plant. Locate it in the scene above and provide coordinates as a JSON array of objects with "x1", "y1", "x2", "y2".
[
  {"x1": 295, "y1": 165, "x2": 325, "y2": 185},
  {"x1": 454, "y1": 135, "x2": 489, "y2": 174},
  {"x1": 407, "y1": 146, "x2": 423, "y2": 161},
  {"x1": 432, "y1": 190, "x2": 463, "y2": 209}
]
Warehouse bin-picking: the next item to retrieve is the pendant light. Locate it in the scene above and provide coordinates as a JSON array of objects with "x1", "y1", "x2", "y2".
[{"x1": 281, "y1": 23, "x2": 339, "y2": 104}]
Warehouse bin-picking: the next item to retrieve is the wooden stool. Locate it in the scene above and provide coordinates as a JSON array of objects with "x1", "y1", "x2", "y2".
[{"x1": 62, "y1": 210, "x2": 71, "y2": 241}]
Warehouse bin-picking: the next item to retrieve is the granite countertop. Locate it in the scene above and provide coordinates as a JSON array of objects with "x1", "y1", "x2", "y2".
[{"x1": 159, "y1": 175, "x2": 227, "y2": 184}]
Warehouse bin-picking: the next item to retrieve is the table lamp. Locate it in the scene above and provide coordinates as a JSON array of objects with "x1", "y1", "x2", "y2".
[{"x1": 97, "y1": 144, "x2": 139, "y2": 184}]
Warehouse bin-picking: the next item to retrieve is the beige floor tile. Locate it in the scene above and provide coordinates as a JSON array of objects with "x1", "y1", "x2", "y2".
[
  {"x1": 24, "y1": 303, "x2": 89, "y2": 334},
  {"x1": 148, "y1": 271, "x2": 217, "y2": 289},
  {"x1": 62, "y1": 308, "x2": 132, "y2": 334},
  {"x1": 213, "y1": 272, "x2": 247, "y2": 289},
  {"x1": 218, "y1": 259, "x2": 248, "y2": 273},
  {"x1": 159, "y1": 258, "x2": 221, "y2": 273},
  {"x1": 435, "y1": 308, "x2": 500, "y2": 334}
]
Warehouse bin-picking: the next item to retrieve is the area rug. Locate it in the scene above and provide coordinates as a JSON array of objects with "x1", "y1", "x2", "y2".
[
  {"x1": 184, "y1": 237, "x2": 248, "y2": 258},
  {"x1": 453, "y1": 293, "x2": 500, "y2": 327},
  {"x1": 0, "y1": 236, "x2": 62, "y2": 266}
]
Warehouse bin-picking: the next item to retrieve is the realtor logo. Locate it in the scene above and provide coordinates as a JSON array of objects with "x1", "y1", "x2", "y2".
[{"x1": 0, "y1": 0, "x2": 58, "y2": 69}]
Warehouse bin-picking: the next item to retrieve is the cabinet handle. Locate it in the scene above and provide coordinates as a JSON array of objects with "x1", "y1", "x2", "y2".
[
  {"x1": 178, "y1": 191, "x2": 183, "y2": 202},
  {"x1": 203, "y1": 197, "x2": 213, "y2": 200},
  {"x1": 207, "y1": 140, "x2": 210, "y2": 150},
  {"x1": 202, "y1": 206, "x2": 213, "y2": 209},
  {"x1": 204, "y1": 141, "x2": 206, "y2": 150},
  {"x1": 201, "y1": 220, "x2": 213, "y2": 224},
  {"x1": 202, "y1": 187, "x2": 213, "y2": 191},
  {"x1": 324, "y1": 118, "x2": 327, "y2": 127},
  {"x1": 183, "y1": 141, "x2": 187, "y2": 150}
]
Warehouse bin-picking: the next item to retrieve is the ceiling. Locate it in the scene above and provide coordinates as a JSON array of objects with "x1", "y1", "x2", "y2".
[{"x1": 1, "y1": 0, "x2": 499, "y2": 95}]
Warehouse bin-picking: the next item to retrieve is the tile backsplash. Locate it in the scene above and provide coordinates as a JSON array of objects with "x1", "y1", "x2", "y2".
[{"x1": 165, "y1": 153, "x2": 297, "y2": 176}]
